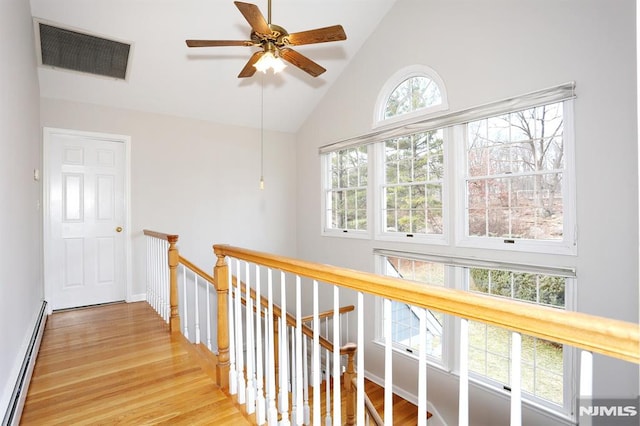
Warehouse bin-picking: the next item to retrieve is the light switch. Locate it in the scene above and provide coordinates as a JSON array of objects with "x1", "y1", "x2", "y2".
[{"x1": 33, "y1": 168, "x2": 40, "y2": 181}]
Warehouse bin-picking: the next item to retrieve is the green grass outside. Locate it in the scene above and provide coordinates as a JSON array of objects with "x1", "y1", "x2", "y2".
[{"x1": 469, "y1": 321, "x2": 563, "y2": 405}]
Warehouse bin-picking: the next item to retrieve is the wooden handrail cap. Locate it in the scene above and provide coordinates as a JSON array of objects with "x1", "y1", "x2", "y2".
[{"x1": 342, "y1": 342, "x2": 357, "y2": 353}]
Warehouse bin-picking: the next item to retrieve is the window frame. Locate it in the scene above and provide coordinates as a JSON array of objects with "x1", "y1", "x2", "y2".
[
  {"x1": 373, "y1": 249, "x2": 577, "y2": 419},
  {"x1": 462, "y1": 265, "x2": 577, "y2": 414},
  {"x1": 374, "y1": 253, "x2": 449, "y2": 365},
  {"x1": 455, "y1": 100, "x2": 577, "y2": 255},
  {"x1": 373, "y1": 252, "x2": 452, "y2": 369},
  {"x1": 320, "y1": 77, "x2": 580, "y2": 422},
  {"x1": 373, "y1": 65, "x2": 449, "y2": 129},
  {"x1": 374, "y1": 128, "x2": 450, "y2": 244},
  {"x1": 320, "y1": 144, "x2": 372, "y2": 239}
]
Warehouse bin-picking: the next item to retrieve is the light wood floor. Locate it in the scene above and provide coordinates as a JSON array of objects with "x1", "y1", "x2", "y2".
[
  {"x1": 21, "y1": 301, "x2": 422, "y2": 425},
  {"x1": 21, "y1": 302, "x2": 250, "y2": 425}
]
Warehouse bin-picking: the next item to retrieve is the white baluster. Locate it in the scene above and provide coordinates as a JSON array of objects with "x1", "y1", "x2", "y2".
[
  {"x1": 266, "y1": 268, "x2": 278, "y2": 425},
  {"x1": 418, "y1": 307, "x2": 428, "y2": 426},
  {"x1": 324, "y1": 317, "x2": 331, "y2": 426},
  {"x1": 228, "y1": 258, "x2": 237, "y2": 396},
  {"x1": 156, "y1": 238, "x2": 161, "y2": 314},
  {"x1": 194, "y1": 272, "x2": 201, "y2": 344},
  {"x1": 158, "y1": 239, "x2": 163, "y2": 319},
  {"x1": 580, "y1": 351, "x2": 593, "y2": 426},
  {"x1": 149, "y1": 237, "x2": 154, "y2": 310},
  {"x1": 153, "y1": 238, "x2": 158, "y2": 312},
  {"x1": 163, "y1": 239, "x2": 169, "y2": 322},
  {"x1": 206, "y1": 275, "x2": 212, "y2": 351},
  {"x1": 235, "y1": 259, "x2": 246, "y2": 405},
  {"x1": 162, "y1": 239, "x2": 166, "y2": 318},
  {"x1": 255, "y1": 264, "x2": 266, "y2": 425},
  {"x1": 245, "y1": 262, "x2": 256, "y2": 414},
  {"x1": 145, "y1": 236, "x2": 150, "y2": 305},
  {"x1": 459, "y1": 318, "x2": 469, "y2": 426},
  {"x1": 151, "y1": 238, "x2": 157, "y2": 313},
  {"x1": 302, "y1": 335, "x2": 310, "y2": 425},
  {"x1": 333, "y1": 286, "x2": 341, "y2": 426},
  {"x1": 357, "y1": 291, "x2": 364, "y2": 426},
  {"x1": 383, "y1": 298, "x2": 392, "y2": 426},
  {"x1": 295, "y1": 276, "x2": 304, "y2": 426},
  {"x1": 312, "y1": 280, "x2": 321, "y2": 426},
  {"x1": 510, "y1": 332, "x2": 522, "y2": 426},
  {"x1": 148, "y1": 237, "x2": 154, "y2": 309},
  {"x1": 291, "y1": 327, "x2": 297, "y2": 423},
  {"x1": 154, "y1": 238, "x2": 159, "y2": 315},
  {"x1": 279, "y1": 271, "x2": 290, "y2": 426},
  {"x1": 181, "y1": 266, "x2": 189, "y2": 339}
]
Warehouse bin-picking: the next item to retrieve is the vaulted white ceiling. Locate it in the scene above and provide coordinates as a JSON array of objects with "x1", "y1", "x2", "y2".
[{"x1": 30, "y1": 0, "x2": 397, "y2": 133}]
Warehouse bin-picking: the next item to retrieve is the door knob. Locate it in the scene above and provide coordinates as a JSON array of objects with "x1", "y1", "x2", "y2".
[{"x1": 116, "y1": 226, "x2": 123, "y2": 233}]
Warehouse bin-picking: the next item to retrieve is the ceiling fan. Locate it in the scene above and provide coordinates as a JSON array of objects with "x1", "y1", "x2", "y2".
[{"x1": 186, "y1": 0, "x2": 347, "y2": 78}]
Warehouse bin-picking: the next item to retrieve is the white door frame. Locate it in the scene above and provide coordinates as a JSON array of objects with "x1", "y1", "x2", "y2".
[{"x1": 43, "y1": 127, "x2": 133, "y2": 313}]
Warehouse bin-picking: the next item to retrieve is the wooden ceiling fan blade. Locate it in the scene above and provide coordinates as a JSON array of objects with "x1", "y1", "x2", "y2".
[
  {"x1": 285, "y1": 25, "x2": 347, "y2": 46},
  {"x1": 186, "y1": 40, "x2": 253, "y2": 47},
  {"x1": 238, "y1": 51, "x2": 264, "y2": 78},
  {"x1": 234, "y1": 1, "x2": 271, "y2": 35},
  {"x1": 279, "y1": 48, "x2": 326, "y2": 77}
]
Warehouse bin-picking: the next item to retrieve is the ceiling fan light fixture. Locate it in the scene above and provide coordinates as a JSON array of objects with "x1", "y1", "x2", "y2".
[
  {"x1": 186, "y1": 1, "x2": 346, "y2": 78},
  {"x1": 254, "y1": 49, "x2": 286, "y2": 74}
]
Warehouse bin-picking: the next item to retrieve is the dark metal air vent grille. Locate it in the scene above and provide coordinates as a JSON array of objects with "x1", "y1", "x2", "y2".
[{"x1": 39, "y1": 23, "x2": 130, "y2": 79}]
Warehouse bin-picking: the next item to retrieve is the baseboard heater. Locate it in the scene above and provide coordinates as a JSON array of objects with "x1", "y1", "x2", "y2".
[{"x1": 2, "y1": 301, "x2": 48, "y2": 426}]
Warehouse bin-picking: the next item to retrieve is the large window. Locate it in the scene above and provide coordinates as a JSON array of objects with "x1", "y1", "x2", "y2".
[
  {"x1": 465, "y1": 102, "x2": 568, "y2": 247},
  {"x1": 322, "y1": 79, "x2": 577, "y2": 418},
  {"x1": 382, "y1": 129, "x2": 444, "y2": 237},
  {"x1": 375, "y1": 253, "x2": 574, "y2": 412},
  {"x1": 380, "y1": 255, "x2": 445, "y2": 361},
  {"x1": 467, "y1": 267, "x2": 569, "y2": 406},
  {"x1": 323, "y1": 146, "x2": 368, "y2": 234}
]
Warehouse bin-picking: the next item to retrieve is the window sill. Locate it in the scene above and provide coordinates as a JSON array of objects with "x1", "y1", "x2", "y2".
[
  {"x1": 371, "y1": 338, "x2": 445, "y2": 369},
  {"x1": 456, "y1": 236, "x2": 577, "y2": 256},
  {"x1": 322, "y1": 229, "x2": 371, "y2": 240},
  {"x1": 375, "y1": 232, "x2": 448, "y2": 245}
]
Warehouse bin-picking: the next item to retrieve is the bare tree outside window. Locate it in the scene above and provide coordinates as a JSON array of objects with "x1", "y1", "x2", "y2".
[
  {"x1": 326, "y1": 146, "x2": 368, "y2": 231},
  {"x1": 466, "y1": 102, "x2": 564, "y2": 240}
]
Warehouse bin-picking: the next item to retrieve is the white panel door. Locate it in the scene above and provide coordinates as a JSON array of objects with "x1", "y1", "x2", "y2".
[{"x1": 45, "y1": 130, "x2": 127, "y2": 310}]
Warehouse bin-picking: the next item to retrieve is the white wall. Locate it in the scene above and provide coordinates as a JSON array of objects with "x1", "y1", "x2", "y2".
[
  {"x1": 296, "y1": 0, "x2": 638, "y2": 424},
  {"x1": 0, "y1": 0, "x2": 44, "y2": 417},
  {"x1": 40, "y1": 98, "x2": 297, "y2": 297}
]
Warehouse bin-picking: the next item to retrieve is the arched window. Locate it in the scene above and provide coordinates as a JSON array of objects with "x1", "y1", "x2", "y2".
[{"x1": 374, "y1": 65, "x2": 448, "y2": 127}]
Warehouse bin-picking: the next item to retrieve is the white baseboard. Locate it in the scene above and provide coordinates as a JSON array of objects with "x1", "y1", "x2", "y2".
[
  {"x1": 1, "y1": 301, "x2": 48, "y2": 426},
  {"x1": 127, "y1": 293, "x2": 146, "y2": 303}
]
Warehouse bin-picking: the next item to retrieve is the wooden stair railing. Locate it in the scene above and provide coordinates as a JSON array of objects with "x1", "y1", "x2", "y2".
[
  {"x1": 144, "y1": 230, "x2": 365, "y2": 424},
  {"x1": 146, "y1": 235, "x2": 640, "y2": 424},
  {"x1": 143, "y1": 230, "x2": 180, "y2": 333},
  {"x1": 213, "y1": 244, "x2": 639, "y2": 363},
  {"x1": 233, "y1": 277, "x2": 355, "y2": 356},
  {"x1": 231, "y1": 276, "x2": 362, "y2": 424},
  {"x1": 214, "y1": 243, "x2": 640, "y2": 425}
]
